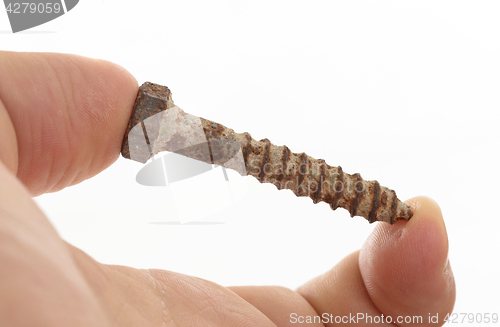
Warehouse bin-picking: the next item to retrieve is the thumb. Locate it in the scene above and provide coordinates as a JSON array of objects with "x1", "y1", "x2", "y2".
[
  {"x1": 359, "y1": 196, "x2": 456, "y2": 325},
  {"x1": 0, "y1": 51, "x2": 138, "y2": 196}
]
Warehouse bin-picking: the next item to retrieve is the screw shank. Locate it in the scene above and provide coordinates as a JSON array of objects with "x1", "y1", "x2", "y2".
[{"x1": 121, "y1": 82, "x2": 413, "y2": 224}]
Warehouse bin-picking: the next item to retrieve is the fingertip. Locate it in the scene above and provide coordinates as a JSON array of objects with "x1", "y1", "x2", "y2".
[
  {"x1": 64, "y1": 56, "x2": 139, "y2": 184},
  {"x1": 359, "y1": 196, "x2": 455, "y2": 321},
  {"x1": 36, "y1": 54, "x2": 139, "y2": 193},
  {"x1": 405, "y1": 196, "x2": 445, "y2": 229},
  {"x1": 370, "y1": 196, "x2": 448, "y2": 269}
]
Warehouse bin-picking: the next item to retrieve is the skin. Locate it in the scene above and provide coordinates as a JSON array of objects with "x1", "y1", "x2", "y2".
[{"x1": 0, "y1": 51, "x2": 455, "y2": 327}]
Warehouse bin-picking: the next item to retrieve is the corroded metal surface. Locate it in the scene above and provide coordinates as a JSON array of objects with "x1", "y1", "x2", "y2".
[
  {"x1": 121, "y1": 82, "x2": 413, "y2": 224},
  {"x1": 121, "y1": 82, "x2": 175, "y2": 163}
]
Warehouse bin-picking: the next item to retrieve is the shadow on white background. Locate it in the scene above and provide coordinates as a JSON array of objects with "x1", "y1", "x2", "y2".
[{"x1": 136, "y1": 152, "x2": 248, "y2": 224}]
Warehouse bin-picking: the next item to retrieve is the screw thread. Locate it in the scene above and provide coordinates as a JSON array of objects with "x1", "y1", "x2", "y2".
[{"x1": 201, "y1": 118, "x2": 412, "y2": 224}]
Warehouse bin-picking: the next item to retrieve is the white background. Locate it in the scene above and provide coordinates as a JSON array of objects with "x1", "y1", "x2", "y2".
[{"x1": 2, "y1": 0, "x2": 499, "y2": 321}]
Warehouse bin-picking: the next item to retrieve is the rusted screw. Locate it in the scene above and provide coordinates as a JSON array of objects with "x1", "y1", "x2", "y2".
[{"x1": 122, "y1": 82, "x2": 413, "y2": 224}]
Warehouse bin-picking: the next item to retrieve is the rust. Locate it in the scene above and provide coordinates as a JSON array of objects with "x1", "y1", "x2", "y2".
[
  {"x1": 368, "y1": 181, "x2": 381, "y2": 223},
  {"x1": 121, "y1": 82, "x2": 413, "y2": 224},
  {"x1": 259, "y1": 139, "x2": 271, "y2": 182},
  {"x1": 277, "y1": 145, "x2": 290, "y2": 188},
  {"x1": 313, "y1": 160, "x2": 326, "y2": 204},
  {"x1": 350, "y1": 173, "x2": 362, "y2": 217},
  {"x1": 380, "y1": 188, "x2": 388, "y2": 207},
  {"x1": 297, "y1": 153, "x2": 308, "y2": 196},
  {"x1": 390, "y1": 190, "x2": 398, "y2": 225},
  {"x1": 331, "y1": 166, "x2": 343, "y2": 210},
  {"x1": 121, "y1": 82, "x2": 175, "y2": 163}
]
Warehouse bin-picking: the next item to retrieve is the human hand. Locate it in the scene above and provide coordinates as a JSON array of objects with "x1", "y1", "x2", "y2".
[{"x1": 0, "y1": 51, "x2": 455, "y2": 326}]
